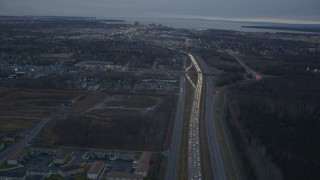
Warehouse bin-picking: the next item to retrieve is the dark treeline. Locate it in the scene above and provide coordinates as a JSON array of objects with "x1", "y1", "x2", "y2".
[{"x1": 227, "y1": 74, "x2": 320, "y2": 180}]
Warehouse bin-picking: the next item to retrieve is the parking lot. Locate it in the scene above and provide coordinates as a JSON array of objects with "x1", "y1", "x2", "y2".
[{"x1": 0, "y1": 148, "x2": 137, "y2": 177}]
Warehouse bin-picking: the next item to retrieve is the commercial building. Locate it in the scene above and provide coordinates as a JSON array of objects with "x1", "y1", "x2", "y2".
[
  {"x1": 2, "y1": 134, "x2": 16, "y2": 142},
  {"x1": 53, "y1": 151, "x2": 70, "y2": 165},
  {"x1": 134, "y1": 152, "x2": 151, "y2": 177},
  {"x1": 7, "y1": 148, "x2": 29, "y2": 165},
  {"x1": 106, "y1": 172, "x2": 143, "y2": 180},
  {"x1": 87, "y1": 161, "x2": 105, "y2": 179},
  {"x1": 30, "y1": 147, "x2": 56, "y2": 155},
  {"x1": 58, "y1": 165, "x2": 84, "y2": 177}
]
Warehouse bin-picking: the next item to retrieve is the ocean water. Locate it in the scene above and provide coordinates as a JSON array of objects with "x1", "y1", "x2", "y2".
[{"x1": 122, "y1": 17, "x2": 316, "y2": 33}]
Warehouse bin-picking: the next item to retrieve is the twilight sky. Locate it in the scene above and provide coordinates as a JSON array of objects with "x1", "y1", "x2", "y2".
[{"x1": 0, "y1": 0, "x2": 320, "y2": 24}]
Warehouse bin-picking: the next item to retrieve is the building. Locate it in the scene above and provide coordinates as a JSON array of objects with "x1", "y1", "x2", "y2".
[
  {"x1": 91, "y1": 150, "x2": 111, "y2": 159},
  {"x1": 113, "y1": 151, "x2": 135, "y2": 161},
  {"x1": 87, "y1": 161, "x2": 105, "y2": 179},
  {"x1": 58, "y1": 165, "x2": 84, "y2": 177},
  {"x1": 53, "y1": 151, "x2": 70, "y2": 165},
  {"x1": 7, "y1": 148, "x2": 29, "y2": 165},
  {"x1": 26, "y1": 166, "x2": 52, "y2": 179},
  {"x1": 30, "y1": 147, "x2": 56, "y2": 155},
  {"x1": 134, "y1": 152, "x2": 151, "y2": 177},
  {"x1": 2, "y1": 134, "x2": 16, "y2": 142},
  {"x1": 106, "y1": 172, "x2": 143, "y2": 180}
]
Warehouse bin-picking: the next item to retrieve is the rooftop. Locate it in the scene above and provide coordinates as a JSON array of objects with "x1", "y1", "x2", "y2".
[{"x1": 87, "y1": 161, "x2": 104, "y2": 174}]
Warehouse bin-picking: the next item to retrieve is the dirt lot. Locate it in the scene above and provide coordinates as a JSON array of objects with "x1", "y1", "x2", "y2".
[
  {"x1": 0, "y1": 89, "x2": 82, "y2": 106},
  {"x1": 88, "y1": 108, "x2": 142, "y2": 118},
  {"x1": 0, "y1": 88, "x2": 84, "y2": 134},
  {"x1": 0, "y1": 107, "x2": 54, "y2": 118},
  {"x1": 69, "y1": 93, "x2": 107, "y2": 114},
  {"x1": 0, "y1": 118, "x2": 40, "y2": 134},
  {"x1": 34, "y1": 94, "x2": 178, "y2": 151},
  {"x1": 106, "y1": 95, "x2": 160, "y2": 108}
]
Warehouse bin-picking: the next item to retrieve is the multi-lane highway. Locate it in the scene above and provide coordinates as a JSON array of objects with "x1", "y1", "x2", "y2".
[
  {"x1": 187, "y1": 54, "x2": 203, "y2": 180},
  {"x1": 195, "y1": 55, "x2": 229, "y2": 180},
  {"x1": 165, "y1": 59, "x2": 187, "y2": 180}
]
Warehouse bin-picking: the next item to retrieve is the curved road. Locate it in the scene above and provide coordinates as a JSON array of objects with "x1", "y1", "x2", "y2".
[
  {"x1": 0, "y1": 95, "x2": 84, "y2": 164},
  {"x1": 0, "y1": 107, "x2": 71, "y2": 164}
]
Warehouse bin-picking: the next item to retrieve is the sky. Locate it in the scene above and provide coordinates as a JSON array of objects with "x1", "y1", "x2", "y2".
[{"x1": 0, "y1": 0, "x2": 320, "y2": 24}]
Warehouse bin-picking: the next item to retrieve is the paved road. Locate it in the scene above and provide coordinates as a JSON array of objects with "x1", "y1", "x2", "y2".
[
  {"x1": 0, "y1": 107, "x2": 71, "y2": 164},
  {"x1": 164, "y1": 59, "x2": 187, "y2": 180},
  {"x1": 0, "y1": 95, "x2": 84, "y2": 164},
  {"x1": 187, "y1": 54, "x2": 203, "y2": 180},
  {"x1": 195, "y1": 55, "x2": 228, "y2": 180},
  {"x1": 230, "y1": 54, "x2": 262, "y2": 80}
]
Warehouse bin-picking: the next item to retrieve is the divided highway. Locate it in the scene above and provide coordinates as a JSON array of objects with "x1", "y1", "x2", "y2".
[
  {"x1": 165, "y1": 59, "x2": 187, "y2": 180},
  {"x1": 187, "y1": 54, "x2": 203, "y2": 180},
  {"x1": 195, "y1": 55, "x2": 229, "y2": 180}
]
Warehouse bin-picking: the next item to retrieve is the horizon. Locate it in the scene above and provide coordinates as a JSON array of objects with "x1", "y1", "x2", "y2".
[
  {"x1": 1, "y1": 0, "x2": 320, "y2": 25},
  {"x1": 1, "y1": 14, "x2": 320, "y2": 26}
]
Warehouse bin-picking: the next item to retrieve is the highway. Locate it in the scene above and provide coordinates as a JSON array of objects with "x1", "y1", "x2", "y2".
[
  {"x1": 195, "y1": 55, "x2": 228, "y2": 180},
  {"x1": 187, "y1": 54, "x2": 203, "y2": 180},
  {"x1": 164, "y1": 59, "x2": 187, "y2": 180}
]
